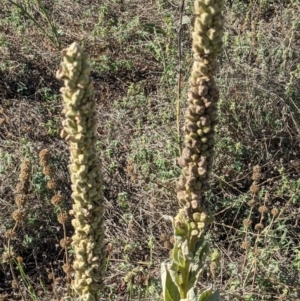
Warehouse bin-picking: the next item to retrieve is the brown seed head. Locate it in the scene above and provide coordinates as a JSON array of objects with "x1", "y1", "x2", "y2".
[
  {"x1": 271, "y1": 207, "x2": 279, "y2": 217},
  {"x1": 250, "y1": 182, "x2": 260, "y2": 194},
  {"x1": 15, "y1": 194, "x2": 27, "y2": 207},
  {"x1": 47, "y1": 180, "x2": 57, "y2": 190},
  {"x1": 258, "y1": 205, "x2": 268, "y2": 214},
  {"x1": 169, "y1": 236, "x2": 175, "y2": 245},
  {"x1": 243, "y1": 218, "x2": 252, "y2": 228},
  {"x1": 39, "y1": 149, "x2": 50, "y2": 166},
  {"x1": 60, "y1": 237, "x2": 72, "y2": 248},
  {"x1": 62, "y1": 263, "x2": 72, "y2": 275},
  {"x1": 15, "y1": 182, "x2": 29, "y2": 194},
  {"x1": 12, "y1": 209, "x2": 26, "y2": 222},
  {"x1": 2, "y1": 249, "x2": 15, "y2": 263},
  {"x1": 254, "y1": 223, "x2": 264, "y2": 232},
  {"x1": 20, "y1": 159, "x2": 31, "y2": 173},
  {"x1": 247, "y1": 199, "x2": 256, "y2": 207},
  {"x1": 264, "y1": 191, "x2": 271, "y2": 204},
  {"x1": 159, "y1": 233, "x2": 167, "y2": 242},
  {"x1": 57, "y1": 212, "x2": 68, "y2": 224},
  {"x1": 252, "y1": 165, "x2": 262, "y2": 182},
  {"x1": 43, "y1": 165, "x2": 54, "y2": 177},
  {"x1": 19, "y1": 159, "x2": 31, "y2": 183},
  {"x1": 163, "y1": 241, "x2": 172, "y2": 250},
  {"x1": 54, "y1": 277, "x2": 63, "y2": 284},
  {"x1": 4, "y1": 229, "x2": 17, "y2": 239},
  {"x1": 241, "y1": 241, "x2": 251, "y2": 250},
  {"x1": 11, "y1": 280, "x2": 18, "y2": 289},
  {"x1": 51, "y1": 195, "x2": 64, "y2": 206},
  {"x1": 16, "y1": 256, "x2": 23, "y2": 263},
  {"x1": 209, "y1": 261, "x2": 217, "y2": 279}
]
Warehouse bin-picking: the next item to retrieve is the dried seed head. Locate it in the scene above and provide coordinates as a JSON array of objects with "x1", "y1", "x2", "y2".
[
  {"x1": 39, "y1": 149, "x2": 50, "y2": 166},
  {"x1": 47, "y1": 180, "x2": 57, "y2": 190},
  {"x1": 258, "y1": 205, "x2": 268, "y2": 214},
  {"x1": 264, "y1": 191, "x2": 271, "y2": 204},
  {"x1": 12, "y1": 209, "x2": 26, "y2": 222},
  {"x1": 159, "y1": 233, "x2": 167, "y2": 242},
  {"x1": 209, "y1": 261, "x2": 217, "y2": 279},
  {"x1": 62, "y1": 263, "x2": 72, "y2": 275},
  {"x1": 51, "y1": 195, "x2": 64, "y2": 206},
  {"x1": 43, "y1": 165, "x2": 54, "y2": 177},
  {"x1": 20, "y1": 158, "x2": 31, "y2": 174},
  {"x1": 271, "y1": 207, "x2": 279, "y2": 217},
  {"x1": 247, "y1": 199, "x2": 256, "y2": 207},
  {"x1": 243, "y1": 218, "x2": 252, "y2": 228},
  {"x1": 169, "y1": 236, "x2": 175, "y2": 245},
  {"x1": 241, "y1": 241, "x2": 250, "y2": 250},
  {"x1": 15, "y1": 194, "x2": 27, "y2": 207},
  {"x1": 106, "y1": 243, "x2": 113, "y2": 253},
  {"x1": 16, "y1": 256, "x2": 23, "y2": 263},
  {"x1": 250, "y1": 183, "x2": 260, "y2": 194},
  {"x1": 254, "y1": 223, "x2": 264, "y2": 232},
  {"x1": 163, "y1": 241, "x2": 173, "y2": 250},
  {"x1": 19, "y1": 159, "x2": 31, "y2": 184},
  {"x1": 2, "y1": 249, "x2": 15, "y2": 263},
  {"x1": 60, "y1": 237, "x2": 72, "y2": 248},
  {"x1": 252, "y1": 165, "x2": 262, "y2": 182},
  {"x1": 15, "y1": 182, "x2": 29, "y2": 194},
  {"x1": 54, "y1": 277, "x2": 63, "y2": 284},
  {"x1": 4, "y1": 229, "x2": 17, "y2": 239},
  {"x1": 57, "y1": 212, "x2": 68, "y2": 224},
  {"x1": 11, "y1": 280, "x2": 18, "y2": 289},
  {"x1": 254, "y1": 246, "x2": 261, "y2": 255}
]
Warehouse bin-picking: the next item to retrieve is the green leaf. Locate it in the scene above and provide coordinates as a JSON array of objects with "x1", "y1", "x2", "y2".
[
  {"x1": 196, "y1": 242, "x2": 209, "y2": 267},
  {"x1": 189, "y1": 262, "x2": 204, "y2": 289},
  {"x1": 182, "y1": 15, "x2": 191, "y2": 25},
  {"x1": 161, "y1": 262, "x2": 181, "y2": 301},
  {"x1": 186, "y1": 287, "x2": 197, "y2": 301},
  {"x1": 173, "y1": 241, "x2": 186, "y2": 267},
  {"x1": 194, "y1": 237, "x2": 206, "y2": 255},
  {"x1": 188, "y1": 242, "x2": 209, "y2": 288},
  {"x1": 142, "y1": 23, "x2": 166, "y2": 35},
  {"x1": 181, "y1": 240, "x2": 193, "y2": 261},
  {"x1": 197, "y1": 289, "x2": 221, "y2": 301}
]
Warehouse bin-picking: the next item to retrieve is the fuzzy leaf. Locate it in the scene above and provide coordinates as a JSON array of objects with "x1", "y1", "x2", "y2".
[
  {"x1": 182, "y1": 15, "x2": 191, "y2": 25},
  {"x1": 161, "y1": 262, "x2": 181, "y2": 301},
  {"x1": 173, "y1": 241, "x2": 186, "y2": 267},
  {"x1": 196, "y1": 241, "x2": 209, "y2": 267},
  {"x1": 163, "y1": 215, "x2": 174, "y2": 225},
  {"x1": 181, "y1": 240, "x2": 193, "y2": 261},
  {"x1": 186, "y1": 287, "x2": 197, "y2": 301},
  {"x1": 188, "y1": 242, "x2": 209, "y2": 288},
  {"x1": 197, "y1": 289, "x2": 221, "y2": 301}
]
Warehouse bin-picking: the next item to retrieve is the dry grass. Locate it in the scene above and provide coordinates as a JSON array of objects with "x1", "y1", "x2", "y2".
[{"x1": 1, "y1": 0, "x2": 300, "y2": 300}]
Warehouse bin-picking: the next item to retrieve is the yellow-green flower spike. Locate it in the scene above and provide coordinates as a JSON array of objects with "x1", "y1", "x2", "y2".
[{"x1": 57, "y1": 42, "x2": 105, "y2": 300}]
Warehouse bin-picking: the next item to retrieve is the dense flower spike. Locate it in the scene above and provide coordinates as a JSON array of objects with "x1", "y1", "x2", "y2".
[
  {"x1": 176, "y1": 0, "x2": 224, "y2": 212},
  {"x1": 162, "y1": 1, "x2": 224, "y2": 301},
  {"x1": 56, "y1": 42, "x2": 105, "y2": 299}
]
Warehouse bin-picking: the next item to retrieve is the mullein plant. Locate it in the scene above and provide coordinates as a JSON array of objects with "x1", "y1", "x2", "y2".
[
  {"x1": 162, "y1": 1, "x2": 224, "y2": 300},
  {"x1": 56, "y1": 43, "x2": 105, "y2": 301}
]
